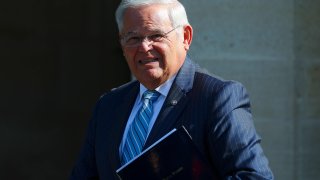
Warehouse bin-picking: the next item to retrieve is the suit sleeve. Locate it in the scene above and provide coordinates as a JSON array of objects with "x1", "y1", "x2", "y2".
[
  {"x1": 208, "y1": 82, "x2": 274, "y2": 179},
  {"x1": 69, "y1": 98, "x2": 102, "y2": 180}
]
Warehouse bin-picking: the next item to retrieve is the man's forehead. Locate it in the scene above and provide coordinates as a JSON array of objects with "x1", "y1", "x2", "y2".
[{"x1": 121, "y1": 6, "x2": 172, "y2": 35}]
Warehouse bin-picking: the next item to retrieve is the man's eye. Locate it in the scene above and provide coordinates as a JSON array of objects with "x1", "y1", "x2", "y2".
[
  {"x1": 126, "y1": 36, "x2": 140, "y2": 43},
  {"x1": 149, "y1": 34, "x2": 164, "y2": 41}
]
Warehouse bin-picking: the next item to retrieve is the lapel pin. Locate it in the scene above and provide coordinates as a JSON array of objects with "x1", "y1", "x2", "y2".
[{"x1": 171, "y1": 100, "x2": 178, "y2": 106}]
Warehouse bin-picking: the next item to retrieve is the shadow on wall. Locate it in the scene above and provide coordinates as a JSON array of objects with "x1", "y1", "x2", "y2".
[{"x1": 0, "y1": 0, "x2": 129, "y2": 179}]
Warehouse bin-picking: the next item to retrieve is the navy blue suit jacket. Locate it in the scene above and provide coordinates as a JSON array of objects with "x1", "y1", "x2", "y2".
[{"x1": 70, "y1": 57, "x2": 274, "y2": 179}]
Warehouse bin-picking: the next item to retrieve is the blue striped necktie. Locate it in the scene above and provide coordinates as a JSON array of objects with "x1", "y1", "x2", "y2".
[{"x1": 121, "y1": 90, "x2": 160, "y2": 165}]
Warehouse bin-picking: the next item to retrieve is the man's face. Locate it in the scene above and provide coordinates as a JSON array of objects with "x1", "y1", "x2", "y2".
[{"x1": 120, "y1": 5, "x2": 188, "y2": 89}]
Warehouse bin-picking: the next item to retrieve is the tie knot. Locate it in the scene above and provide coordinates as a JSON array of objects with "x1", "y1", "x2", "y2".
[{"x1": 142, "y1": 90, "x2": 160, "y2": 102}]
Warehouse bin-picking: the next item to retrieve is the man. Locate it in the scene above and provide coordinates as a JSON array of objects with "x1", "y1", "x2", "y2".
[{"x1": 70, "y1": 0, "x2": 274, "y2": 179}]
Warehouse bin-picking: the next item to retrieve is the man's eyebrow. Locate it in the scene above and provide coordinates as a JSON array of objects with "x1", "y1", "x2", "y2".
[
  {"x1": 123, "y1": 28, "x2": 165, "y2": 36},
  {"x1": 123, "y1": 31, "x2": 138, "y2": 36},
  {"x1": 148, "y1": 28, "x2": 165, "y2": 33}
]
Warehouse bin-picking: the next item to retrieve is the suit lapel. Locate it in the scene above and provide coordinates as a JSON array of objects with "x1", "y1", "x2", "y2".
[
  {"x1": 105, "y1": 82, "x2": 139, "y2": 170},
  {"x1": 144, "y1": 57, "x2": 196, "y2": 148}
]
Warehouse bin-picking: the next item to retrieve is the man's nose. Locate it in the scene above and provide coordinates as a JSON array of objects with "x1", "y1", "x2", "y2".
[{"x1": 138, "y1": 38, "x2": 153, "y2": 52}]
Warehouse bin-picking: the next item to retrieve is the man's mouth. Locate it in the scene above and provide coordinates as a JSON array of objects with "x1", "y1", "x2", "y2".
[{"x1": 138, "y1": 58, "x2": 159, "y2": 64}]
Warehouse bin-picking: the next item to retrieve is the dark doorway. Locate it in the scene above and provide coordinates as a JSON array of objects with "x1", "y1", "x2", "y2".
[{"x1": 0, "y1": 0, "x2": 129, "y2": 179}]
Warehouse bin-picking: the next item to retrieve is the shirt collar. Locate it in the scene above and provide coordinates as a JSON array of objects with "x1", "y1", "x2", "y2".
[{"x1": 139, "y1": 74, "x2": 177, "y2": 100}]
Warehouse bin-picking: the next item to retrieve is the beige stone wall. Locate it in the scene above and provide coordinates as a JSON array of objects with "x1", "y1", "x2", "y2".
[{"x1": 182, "y1": 0, "x2": 320, "y2": 179}]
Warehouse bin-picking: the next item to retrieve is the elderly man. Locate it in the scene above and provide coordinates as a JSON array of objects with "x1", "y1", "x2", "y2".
[{"x1": 70, "y1": 0, "x2": 274, "y2": 179}]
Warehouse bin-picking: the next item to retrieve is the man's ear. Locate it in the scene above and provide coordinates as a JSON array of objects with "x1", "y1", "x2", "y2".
[{"x1": 182, "y1": 25, "x2": 193, "y2": 50}]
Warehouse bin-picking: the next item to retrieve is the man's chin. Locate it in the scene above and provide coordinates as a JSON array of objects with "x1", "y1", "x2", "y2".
[
  {"x1": 143, "y1": 69, "x2": 163, "y2": 79},
  {"x1": 137, "y1": 73, "x2": 166, "y2": 89}
]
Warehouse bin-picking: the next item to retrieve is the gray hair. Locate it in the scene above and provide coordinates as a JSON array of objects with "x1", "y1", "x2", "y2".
[{"x1": 115, "y1": 0, "x2": 190, "y2": 32}]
